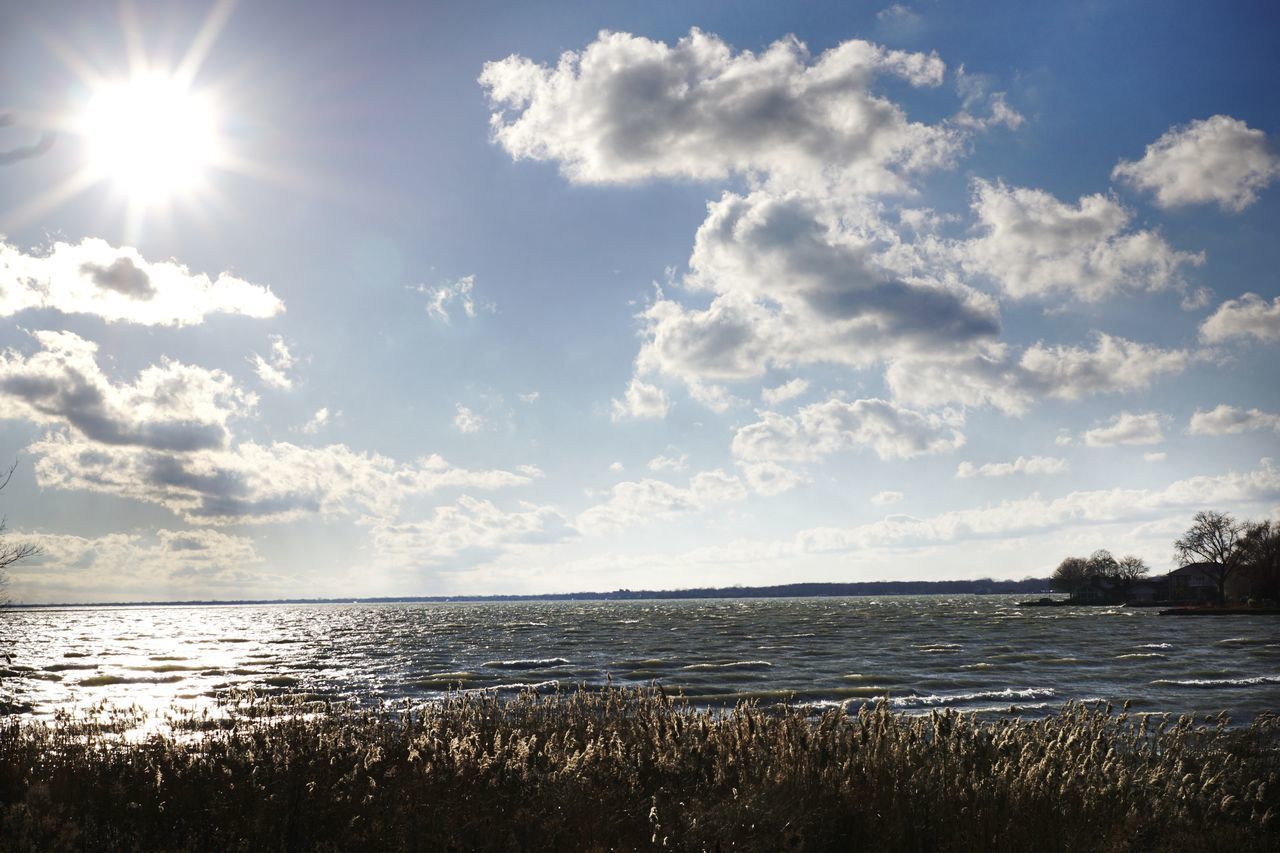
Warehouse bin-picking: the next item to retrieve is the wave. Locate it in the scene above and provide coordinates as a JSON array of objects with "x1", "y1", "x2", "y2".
[
  {"x1": 482, "y1": 658, "x2": 570, "y2": 669},
  {"x1": 1151, "y1": 675, "x2": 1280, "y2": 688},
  {"x1": 1115, "y1": 653, "x2": 1167, "y2": 660},
  {"x1": 78, "y1": 674, "x2": 185, "y2": 687},
  {"x1": 681, "y1": 661, "x2": 773, "y2": 671},
  {"x1": 890, "y1": 687, "x2": 1057, "y2": 709},
  {"x1": 915, "y1": 643, "x2": 962, "y2": 653}
]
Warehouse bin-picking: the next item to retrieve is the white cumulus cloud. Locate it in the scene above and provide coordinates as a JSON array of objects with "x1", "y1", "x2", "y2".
[
  {"x1": 611, "y1": 377, "x2": 670, "y2": 421},
  {"x1": 1199, "y1": 293, "x2": 1280, "y2": 344},
  {"x1": 732, "y1": 397, "x2": 965, "y2": 467},
  {"x1": 0, "y1": 330, "x2": 254, "y2": 452},
  {"x1": 1189, "y1": 404, "x2": 1280, "y2": 436},
  {"x1": 886, "y1": 334, "x2": 1193, "y2": 416},
  {"x1": 577, "y1": 468, "x2": 746, "y2": 534},
  {"x1": 1083, "y1": 412, "x2": 1165, "y2": 447},
  {"x1": 481, "y1": 29, "x2": 959, "y2": 196},
  {"x1": 955, "y1": 455, "x2": 1068, "y2": 478},
  {"x1": 958, "y1": 179, "x2": 1203, "y2": 302},
  {"x1": 1113, "y1": 115, "x2": 1280, "y2": 212},
  {"x1": 0, "y1": 237, "x2": 283, "y2": 325}
]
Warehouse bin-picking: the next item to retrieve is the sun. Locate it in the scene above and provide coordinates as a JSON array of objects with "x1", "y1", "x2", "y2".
[{"x1": 81, "y1": 71, "x2": 222, "y2": 203}]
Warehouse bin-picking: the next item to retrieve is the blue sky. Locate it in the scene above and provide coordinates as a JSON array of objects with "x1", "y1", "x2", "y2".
[{"x1": 1, "y1": 0, "x2": 1278, "y2": 602}]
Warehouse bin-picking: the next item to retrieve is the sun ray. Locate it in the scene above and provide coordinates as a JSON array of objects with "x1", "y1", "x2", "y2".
[
  {"x1": 174, "y1": 0, "x2": 238, "y2": 88},
  {"x1": 118, "y1": 0, "x2": 150, "y2": 79},
  {"x1": 1, "y1": 166, "x2": 101, "y2": 232}
]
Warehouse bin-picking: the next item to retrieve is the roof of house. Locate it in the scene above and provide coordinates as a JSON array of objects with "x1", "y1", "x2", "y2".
[{"x1": 1167, "y1": 563, "x2": 1219, "y2": 584}]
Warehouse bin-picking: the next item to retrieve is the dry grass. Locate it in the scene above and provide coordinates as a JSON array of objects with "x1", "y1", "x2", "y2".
[{"x1": 0, "y1": 687, "x2": 1276, "y2": 851}]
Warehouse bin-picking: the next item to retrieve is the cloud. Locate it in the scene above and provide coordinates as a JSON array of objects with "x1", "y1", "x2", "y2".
[
  {"x1": 577, "y1": 468, "x2": 746, "y2": 534},
  {"x1": 1189, "y1": 404, "x2": 1280, "y2": 436},
  {"x1": 28, "y1": 434, "x2": 539, "y2": 526},
  {"x1": 739, "y1": 461, "x2": 808, "y2": 496},
  {"x1": 0, "y1": 237, "x2": 283, "y2": 325},
  {"x1": 0, "y1": 330, "x2": 254, "y2": 452},
  {"x1": 955, "y1": 455, "x2": 1068, "y2": 478},
  {"x1": 957, "y1": 179, "x2": 1203, "y2": 302},
  {"x1": 418, "y1": 274, "x2": 489, "y2": 322},
  {"x1": 732, "y1": 397, "x2": 965, "y2": 468},
  {"x1": 798, "y1": 457, "x2": 1280, "y2": 552},
  {"x1": 517, "y1": 391, "x2": 540, "y2": 403},
  {"x1": 952, "y1": 67, "x2": 1024, "y2": 131},
  {"x1": 871, "y1": 490, "x2": 904, "y2": 505},
  {"x1": 10, "y1": 527, "x2": 270, "y2": 601},
  {"x1": 1199, "y1": 293, "x2": 1280, "y2": 343},
  {"x1": 481, "y1": 28, "x2": 959, "y2": 196},
  {"x1": 636, "y1": 191, "x2": 1001, "y2": 395},
  {"x1": 611, "y1": 377, "x2": 670, "y2": 421},
  {"x1": 1083, "y1": 411, "x2": 1165, "y2": 447},
  {"x1": 761, "y1": 378, "x2": 811, "y2": 406},
  {"x1": 249, "y1": 335, "x2": 296, "y2": 390},
  {"x1": 1113, "y1": 116, "x2": 1279, "y2": 212},
  {"x1": 1144, "y1": 452, "x2": 1167, "y2": 463},
  {"x1": 300, "y1": 407, "x2": 335, "y2": 435},
  {"x1": 647, "y1": 452, "x2": 688, "y2": 472},
  {"x1": 454, "y1": 404, "x2": 485, "y2": 433},
  {"x1": 0, "y1": 113, "x2": 56, "y2": 165},
  {"x1": 877, "y1": 4, "x2": 921, "y2": 27},
  {"x1": 367, "y1": 497, "x2": 575, "y2": 569},
  {"x1": 886, "y1": 333, "x2": 1193, "y2": 415},
  {"x1": 80, "y1": 256, "x2": 155, "y2": 299}
]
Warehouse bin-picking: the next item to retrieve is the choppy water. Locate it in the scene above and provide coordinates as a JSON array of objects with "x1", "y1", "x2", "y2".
[{"x1": 2, "y1": 596, "x2": 1278, "y2": 723}]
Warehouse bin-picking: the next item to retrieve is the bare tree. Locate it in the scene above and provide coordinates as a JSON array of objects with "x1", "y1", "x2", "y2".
[
  {"x1": 1113, "y1": 555, "x2": 1150, "y2": 585},
  {"x1": 1173, "y1": 510, "x2": 1244, "y2": 604}
]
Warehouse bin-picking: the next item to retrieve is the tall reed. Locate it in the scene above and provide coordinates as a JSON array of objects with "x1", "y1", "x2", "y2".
[{"x1": 1, "y1": 688, "x2": 1275, "y2": 851}]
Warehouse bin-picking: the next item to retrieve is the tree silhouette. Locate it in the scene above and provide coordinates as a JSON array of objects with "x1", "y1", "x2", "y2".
[
  {"x1": 1173, "y1": 510, "x2": 1244, "y2": 604},
  {"x1": 1237, "y1": 520, "x2": 1280, "y2": 601}
]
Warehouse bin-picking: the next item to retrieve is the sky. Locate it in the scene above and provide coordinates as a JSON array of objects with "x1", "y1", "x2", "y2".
[{"x1": 1, "y1": 0, "x2": 1278, "y2": 603}]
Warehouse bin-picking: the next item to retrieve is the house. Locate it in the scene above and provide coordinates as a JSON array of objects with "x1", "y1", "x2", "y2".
[
  {"x1": 1166, "y1": 563, "x2": 1221, "y2": 602},
  {"x1": 1126, "y1": 577, "x2": 1167, "y2": 603}
]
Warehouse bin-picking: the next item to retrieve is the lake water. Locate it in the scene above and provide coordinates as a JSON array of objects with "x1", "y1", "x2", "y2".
[{"x1": 2, "y1": 596, "x2": 1278, "y2": 724}]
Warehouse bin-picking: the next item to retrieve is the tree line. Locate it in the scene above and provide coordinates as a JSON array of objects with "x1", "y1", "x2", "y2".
[{"x1": 1051, "y1": 510, "x2": 1280, "y2": 604}]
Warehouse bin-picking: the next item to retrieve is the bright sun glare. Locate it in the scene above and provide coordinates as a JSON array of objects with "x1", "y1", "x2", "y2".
[{"x1": 81, "y1": 73, "x2": 221, "y2": 202}]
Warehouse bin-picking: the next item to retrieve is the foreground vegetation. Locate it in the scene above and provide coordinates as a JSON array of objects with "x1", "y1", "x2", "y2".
[{"x1": 0, "y1": 688, "x2": 1276, "y2": 852}]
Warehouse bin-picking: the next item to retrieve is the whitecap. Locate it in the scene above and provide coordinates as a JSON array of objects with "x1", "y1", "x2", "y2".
[
  {"x1": 890, "y1": 687, "x2": 1057, "y2": 709},
  {"x1": 481, "y1": 657, "x2": 570, "y2": 669}
]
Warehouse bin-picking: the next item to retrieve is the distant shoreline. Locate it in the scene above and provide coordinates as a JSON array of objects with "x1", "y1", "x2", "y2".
[{"x1": 6, "y1": 578, "x2": 1052, "y2": 609}]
